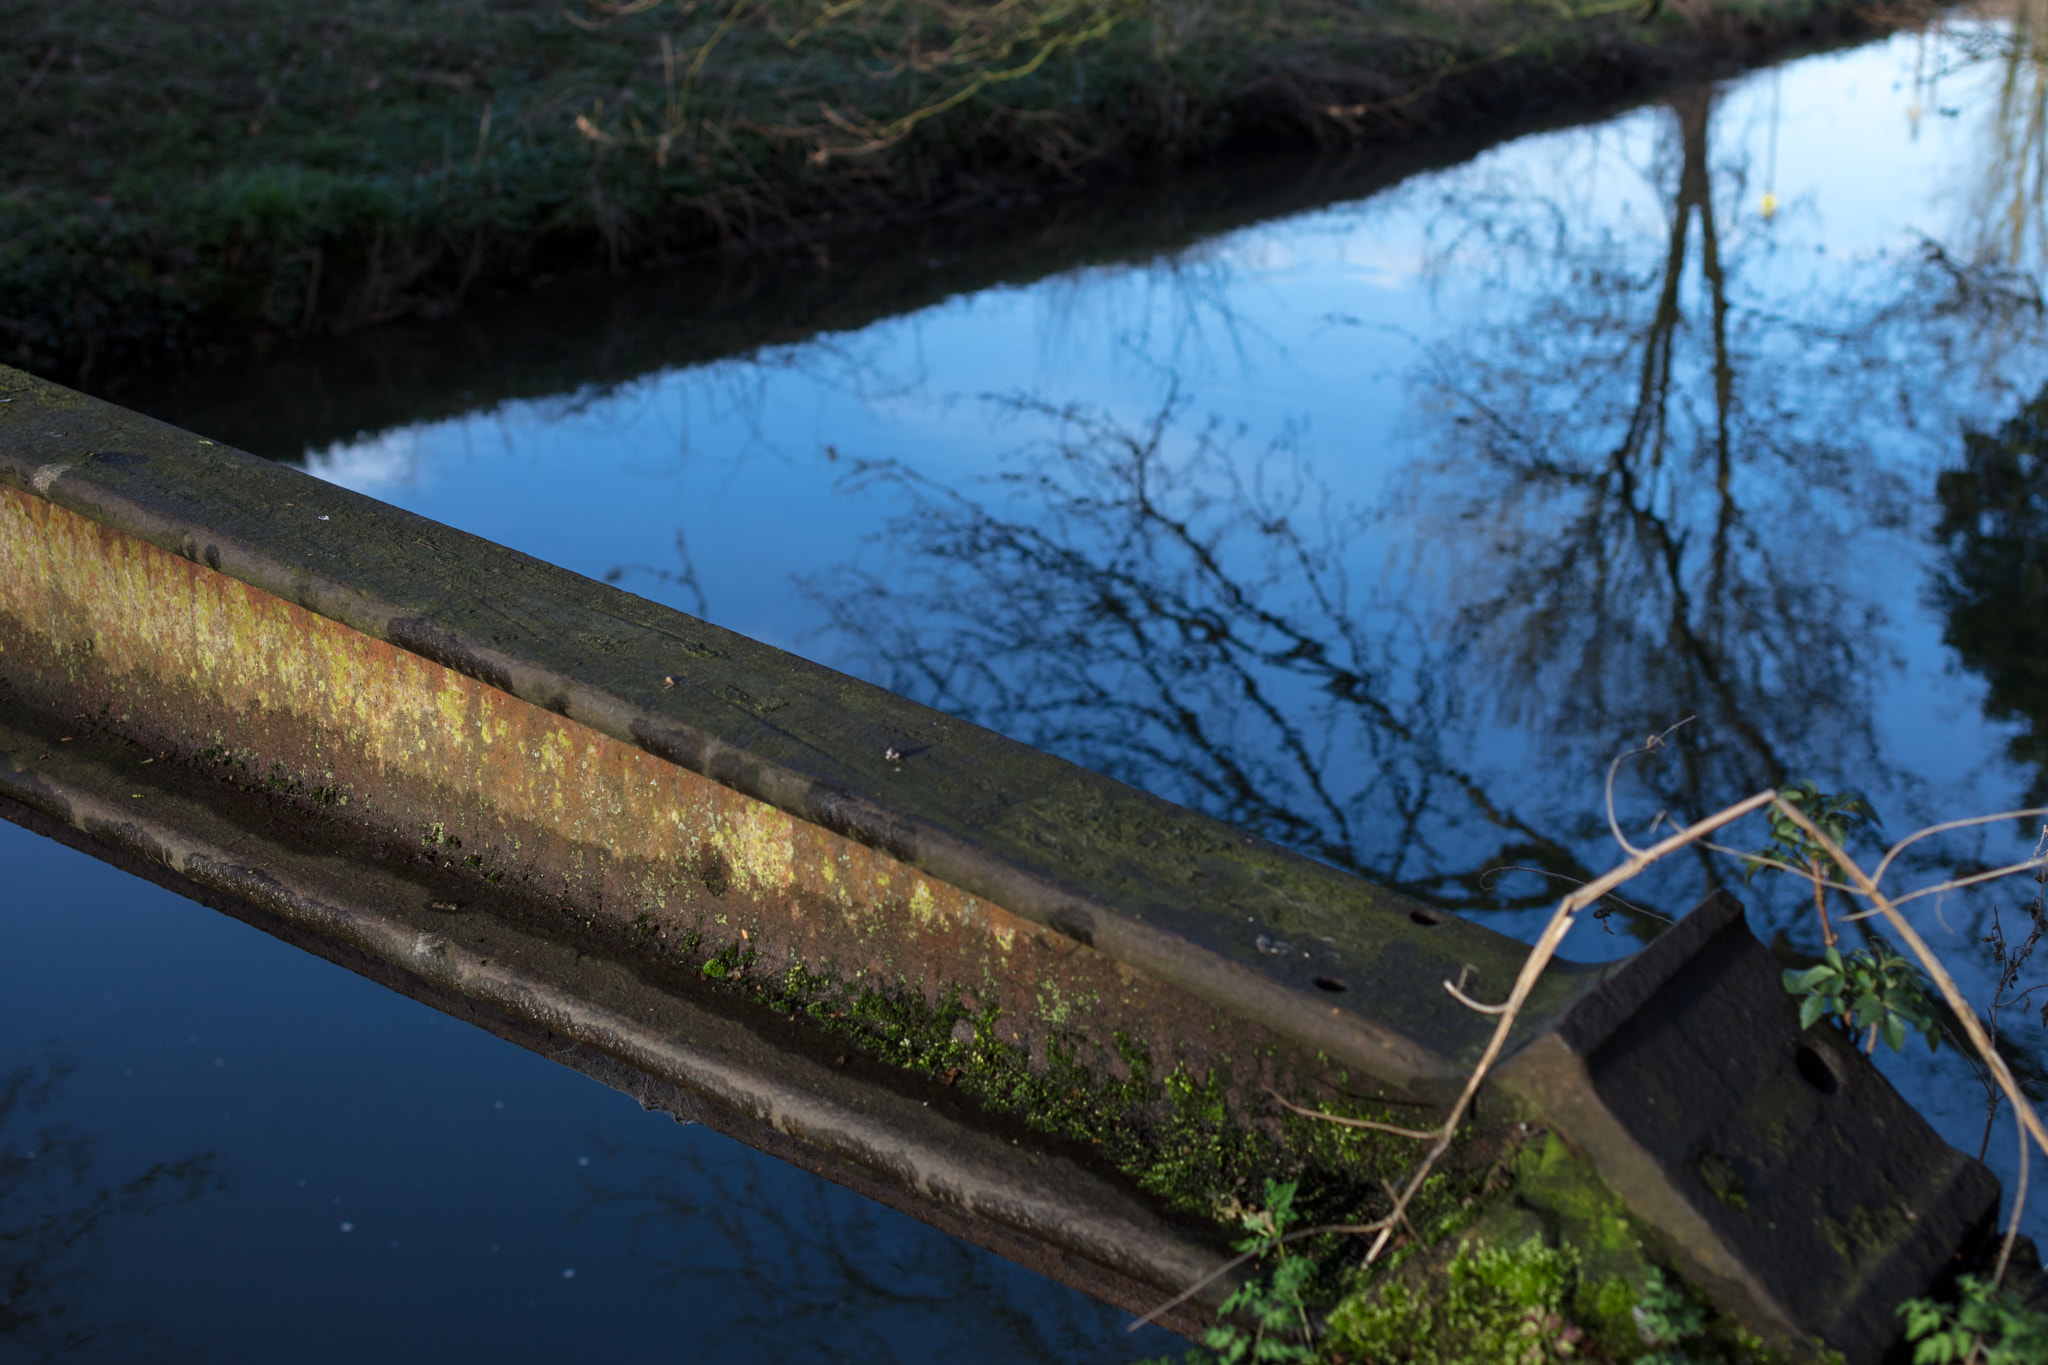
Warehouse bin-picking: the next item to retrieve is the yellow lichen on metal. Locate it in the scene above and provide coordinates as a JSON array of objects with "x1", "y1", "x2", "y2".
[{"x1": 0, "y1": 484, "x2": 1033, "y2": 987}]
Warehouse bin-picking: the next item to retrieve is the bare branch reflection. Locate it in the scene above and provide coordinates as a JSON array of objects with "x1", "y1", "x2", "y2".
[
  {"x1": 1399, "y1": 87, "x2": 1910, "y2": 879},
  {"x1": 1, "y1": 1049, "x2": 217, "y2": 1361},
  {"x1": 804, "y1": 388, "x2": 1601, "y2": 916},
  {"x1": 804, "y1": 81, "x2": 2048, "y2": 932}
]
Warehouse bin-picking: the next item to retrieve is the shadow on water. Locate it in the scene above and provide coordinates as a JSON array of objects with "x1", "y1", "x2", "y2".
[{"x1": 0, "y1": 1050, "x2": 217, "y2": 1361}]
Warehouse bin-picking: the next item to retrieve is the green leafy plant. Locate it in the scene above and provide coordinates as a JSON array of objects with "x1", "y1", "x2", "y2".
[
  {"x1": 1899, "y1": 1274, "x2": 2048, "y2": 1364},
  {"x1": 1633, "y1": 1266, "x2": 1709, "y2": 1364},
  {"x1": 1204, "y1": 1179, "x2": 1317, "y2": 1364},
  {"x1": 1135, "y1": 1178, "x2": 1316, "y2": 1365},
  {"x1": 1742, "y1": 781, "x2": 1880, "y2": 946},
  {"x1": 1744, "y1": 783, "x2": 1942, "y2": 1053},
  {"x1": 1782, "y1": 940, "x2": 1943, "y2": 1055}
]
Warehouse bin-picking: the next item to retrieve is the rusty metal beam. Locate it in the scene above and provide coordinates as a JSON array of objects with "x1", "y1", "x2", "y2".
[
  {"x1": 0, "y1": 710, "x2": 1228, "y2": 1334},
  {"x1": 0, "y1": 364, "x2": 2002, "y2": 1361}
]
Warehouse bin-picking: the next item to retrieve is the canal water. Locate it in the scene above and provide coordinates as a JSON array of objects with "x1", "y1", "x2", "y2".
[{"x1": 14, "y1": 14, "x2": 2048, "y2": 1357}]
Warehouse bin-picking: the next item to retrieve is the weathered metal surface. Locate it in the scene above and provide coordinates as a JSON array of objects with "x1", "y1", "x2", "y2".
[
  {"x1": 0, "y1": 366, "x2": 1600, "y2": 1101},
  {"x1": 0, "y1": 473, "x2": 1290, "y2": 1105},
  {"x1": 1499, "y1": 893, "x2": 1997, "y2": 1364},
  {"x1": 0, "y1": 364, "x2": 2006, "y2": 1361},
  {"x1": 0, "y1": 708, "x2": 1232, "y2": 1335}
]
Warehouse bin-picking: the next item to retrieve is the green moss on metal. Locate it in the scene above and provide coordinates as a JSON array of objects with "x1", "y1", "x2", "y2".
[
  {"x1": 1331, "y1": 1234, "x2": 1590, "y2": 1364},
  {"x1": 681, "y1": 948, "x2": 1481, "y2": 1231}
]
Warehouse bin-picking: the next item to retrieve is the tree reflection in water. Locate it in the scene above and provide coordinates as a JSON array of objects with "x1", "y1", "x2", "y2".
[
  {"x1": 1394, "y1": 83, "x2": 1924, "y2": 904},
  {"x1": 0, "y1": 1050, "x2": 216, "y2": 1360},
  {"x1": 807, "y1": 78, "x2": 2048, "y2": 939},
  {"x1": 806, "y1": 386, "x2": 1623, "y2": 918},
  {"x1": 1936, "y1": 384, "x2": 2048, "y2": 807}
]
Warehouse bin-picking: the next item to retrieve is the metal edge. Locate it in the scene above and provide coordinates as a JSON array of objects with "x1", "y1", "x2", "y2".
[
  {"x1": 0, "y1": 714, "x2": 1240, "y2": 1335},
  {"x1": 0, "y1": 363, "x2": 1600, "y2": 1095}
]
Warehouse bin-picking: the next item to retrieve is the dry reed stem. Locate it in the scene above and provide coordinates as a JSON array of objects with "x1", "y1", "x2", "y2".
[{"x1": 1999, "y1": 1115, "x2": 2031, "y2": 1284}]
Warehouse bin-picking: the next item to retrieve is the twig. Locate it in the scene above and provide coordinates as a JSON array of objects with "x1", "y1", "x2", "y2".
[
  {"x1": 1478, "y1": 865, "x2": 1670, "y2": 923},
  {"x1": 473, "y1": 98, "x2": 494, "y2": 173},
  {"x1": 1699, "y1": 841, "x2": 1858, "y2": 897},
  {"x1": 1604, "y1": 717, "x2": 1694, "y2": 856},
  {"x1": 1843, "y1": 854, "x2": 2048, "y2": 917},
  {"x1": 1869, "y1": 807, "x2": 2048, "y2": 887},
  {"x1": 1127, "y1": 1220, "x2": 1390, "y2": 1332},
  {"x1": 1443, "y1": 980, "x2": 1511, "y2": 1014},
  {"x1": 4, "y1": 47, "x2": 60, "y2": 128},
  {"x1": 1265, "y1": 1088, "x2": 1437, "y2": 1140}
]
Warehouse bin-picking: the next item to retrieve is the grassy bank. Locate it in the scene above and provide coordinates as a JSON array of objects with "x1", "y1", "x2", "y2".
[{"x1": 3, "y1": 0, "x2": 1919, "y2": 384}]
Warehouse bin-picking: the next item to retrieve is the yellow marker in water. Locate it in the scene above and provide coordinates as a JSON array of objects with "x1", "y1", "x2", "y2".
[{"x1": 1760, "y1": 192, "x2": 1778, "y2": 220}]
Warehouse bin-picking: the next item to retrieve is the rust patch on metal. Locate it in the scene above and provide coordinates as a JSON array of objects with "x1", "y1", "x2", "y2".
[{"x1": 0, "y1": 482, "x2": 1325, "y2": 1095}]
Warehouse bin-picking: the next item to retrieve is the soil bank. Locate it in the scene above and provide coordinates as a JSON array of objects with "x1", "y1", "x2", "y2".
[{"x1": 2, "y1": 0, "x2": 1929, "y2": 388}]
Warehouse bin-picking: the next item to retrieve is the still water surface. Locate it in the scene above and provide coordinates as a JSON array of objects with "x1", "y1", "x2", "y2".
[
  {"x1": 15, "y1": 17, "x2": 2048, "y2": 1357},
  {"x1": 0, "y1": 820, "x2": 1172, "y2": 1362}
]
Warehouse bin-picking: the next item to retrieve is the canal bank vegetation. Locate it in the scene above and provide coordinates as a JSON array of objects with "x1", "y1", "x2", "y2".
[
  {"x1": 2, "y1": 0, "x2": 1925, "y2": 384},
  {"x1": 1117, "y1": 758, "x2": 2048, "y2": 1364},
  {"x1": 655, "y1": 737, "x2": 2048, "y2": 1360}
]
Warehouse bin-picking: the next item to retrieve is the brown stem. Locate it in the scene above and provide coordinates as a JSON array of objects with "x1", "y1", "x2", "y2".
[{"x1": 1812, "y1": 858, "x2": 1837, "y2": 947}]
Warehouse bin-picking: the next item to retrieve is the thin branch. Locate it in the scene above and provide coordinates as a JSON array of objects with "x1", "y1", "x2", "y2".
[
  {"x1": 1479, "y1": 865, "x2": 1670, "y2": 923},
  {"x1": 1265, "y1": 1089, "x2": 1437, "y2": 1140},
  {"x1": 1870, "y1": 807, "x2": 2048, "y2": 887},
  {"x1": 1843, "y1": 855, "x2": 2048, "y2": 917},
  {"x1": 1125, "y1": 1220, "x2": 1389, "y2": 1332},
  {"x1": 1603, "y1": 717, "x2": 1695, "y2": 856},
  {"x1": 1443, "y1": 980, "x2": 1511, "y2": 1014},
  {"x1": 1998, "y1": 1111, "x2": 2031, "y2": 1288},
  {"x1": 1699, "y1": 840, "x2": 1859, "y2": 897}
]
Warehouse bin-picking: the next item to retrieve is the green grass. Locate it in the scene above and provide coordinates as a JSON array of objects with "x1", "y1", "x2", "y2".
[{"x1": 1, "y1": 0, "x2": 1911, "y2": 381}]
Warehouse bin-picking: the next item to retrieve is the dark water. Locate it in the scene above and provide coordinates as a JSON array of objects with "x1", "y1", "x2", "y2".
[
  {"x1": 17, "y1": 16, "x2": 2048, "y2": 1356},
  {"x1": 0, "y1": 820, "x2": 1176, "y2": 1362}
]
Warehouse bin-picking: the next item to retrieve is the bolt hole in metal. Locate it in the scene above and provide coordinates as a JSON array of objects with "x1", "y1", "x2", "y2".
[
  {"x1": 1410, "y1": 909, "x2": 1443, "y2": 926},
  {"x1": 1313, "y1": 976, "x2": 1349, "y2": 993},
  {"x1": 1796, "y1": 1045, "x2": 1840, "y2": 1095}
]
